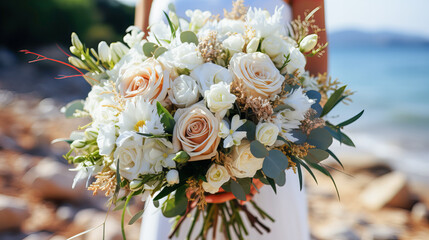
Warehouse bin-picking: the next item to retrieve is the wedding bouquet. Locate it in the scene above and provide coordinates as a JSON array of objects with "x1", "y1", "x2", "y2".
[{"x1": 22, "y1": 1, "x2": 362, "y2": 239}]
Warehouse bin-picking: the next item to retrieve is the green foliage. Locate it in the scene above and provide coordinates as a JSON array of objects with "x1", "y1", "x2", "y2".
[
  {"x1": 337, "y1": 110, "x2": 365, "y2": 127},
  {"x1": 180, "y1": 31, "x2": 199, "y2": 45},
  {"x1": 236, "y1": 120, "x2": 256, "y2": 141},
  {"x1": 249, "y1": 140, "x2": 268, "y2": 158},
  {"x1": 156, "y1": 101, "x2": 175, "y2": 134},
  {"x1": 230, "y1": 180, "x2": 247, "y2": 201},
  {"x1": 303, "y1": 149, "x2": 329, "y2": 163},
  {"x1": 162, "y1": 185, "x2": 188, "y2": 217},
  {"x1": 63, "y1": 100, "x2": 85, "y2": 118},
  {"x1": 262, "y1": 150, "x2": 289, "y2": 179},
  {"x1": 320, "y1": 85, "x2": 348, "y2": 117},
  {"x1": 307, "y1": 127, "x2": 333, "y2": 150}
]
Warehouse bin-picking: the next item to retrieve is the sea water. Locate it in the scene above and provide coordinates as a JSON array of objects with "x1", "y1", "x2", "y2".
[{"x1": 328, "y1": 44, "x2": 429, "y2": 180}]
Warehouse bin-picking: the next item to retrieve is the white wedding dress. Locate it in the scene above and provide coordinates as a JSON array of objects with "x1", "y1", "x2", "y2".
[{"x1": 140, "y1": 1, "x2": 310, "y2": 239}]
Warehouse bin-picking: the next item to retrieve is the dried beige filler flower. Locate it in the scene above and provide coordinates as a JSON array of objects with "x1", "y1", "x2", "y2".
[
  {"x1": 88, "y1": 170, "x2": 117, "y2": 196},
  {"x1": 198, "y1": 31, "x2": 223, "y2": 63},
  {"x1": 224, "y1": 0, "x2": 248, "y2": 21}
]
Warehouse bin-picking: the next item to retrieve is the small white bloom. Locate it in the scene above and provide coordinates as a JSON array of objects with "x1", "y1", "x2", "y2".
[
  {"x1": 202, "y1": 164, "x2": 230, "y2": 194},
  {"x1": 166, "y1": 169, "x2": 179, "y2": 185},
  {"x1": 158, "y1": 42, "x2": 203, "y2": 73},
  {"x1": 204, "y1": 82, "x2": 236, "y2": 118},
  {"x1": 123, "y1": 26, "x2": 145, "y2": 48},
  {"x1": 98, "y1": 41, "x2": 111, "y2": 62},
  {"x1": 246, "y1": 37, "x2": 260, "y2": 53},
  {"x1": 261, "y1": 35, "x2": 295, "y2": 58},
  {"x1": 231, "y1": 141, "x2": 264, "y2": 178},
  {"x1": 223, "y1": 34, "x2": 245, "y2": 54},
  {"x1": 301, "y1": 71, "x2": 319, "y2": 91},
  {"x1": 97, "y1": 124, "x2": 117, "y2": 156},
  {"x1": 110, "y1": 42, "x2": 130, "y2": 64},
  {"x1": 300, "y1": 34, "x2": 318, "y2": 53},
  {"x1": 168, "y1": 75, "x2": 200, "y2": 107},
  {"x1": 68, "y1": 56, "x2": 88, "y2": 70},
  {"x1": 141, "y1": 138, "x2": 175, "y2": 174},
  {"x1": 256, "y1": 122, "x2": 279, "y2": 146},
  {"x1": 191, "y1": 63, "x2": 233, "y2": 95},
  {"x1": 117, "y1": 96, "x2": 164, "y2": 135},
  {"x1": 273, "y1": 46, "x2": 306, "y2": 76},
  {"x1": 218, "y1": 115, "x2": 247, "y2": 148},
  {"x1": 71, "y1": 32, "x2": 83, "y2": 51},
  {"x1": 246, "y1": 6, "x2": 286, "y2": 38},
  {"x1": 186, "y1": 9, "x2": 211, "y2": 32}
]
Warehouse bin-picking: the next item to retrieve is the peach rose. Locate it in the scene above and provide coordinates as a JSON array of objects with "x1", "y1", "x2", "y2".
[
  {"x1": 173, "y1": 102, "x2": 220, "y2": 161},
  {"x1": 119, "y1": 58, "x2": 169, "y2": 101},
  {"x1": 229, "y1": 52, "x2": 284, "y2": 100}
]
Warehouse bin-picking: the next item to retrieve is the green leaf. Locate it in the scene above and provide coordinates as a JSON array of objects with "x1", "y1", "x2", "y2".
[
  {"x1": 307, "y1": 127, "x2": 333, "y2": 150},
  {"x1": 153, "y1": 46, "x2": 168, "y2": 58},
  {"x1": 294, "y1": 157, "x2": 318, "y2": 184},
  {"x1": 153, "y1": 184, "x2": 181, "y2": 201},
  {"x1": 64, "y1": 100, "x2": 84, "y2": 118},
  {"x1": 156, "y1": 101, "x2": 175, "y2": 134},
  {"x1": 143, "y1": 42, "x2": 158, "y2": 57},
  {"x1": 340, "y1": 131, "x2": 355, "y2": 147},
  {"x1": 250, "y1": 140, "x2": 268, "y2": 158},
  {"x1": 307, "y1": 162, "x2": 340, "y2": 200},
  {"x1": 51, "y1": 138, "x2": 73, "y2": 145},
  {"x1": 180, "y1": 31, "x2": 199, "y2": 45},
  {"x1": 267, "y1": 177, "x2": 277, "y2": 193},
  {"x1": 325, "y1": 125, "x2": 355, "y2": 147},
  {"x1": 337, "y1": 110, "x2": 364, "y2": 127},
  {"x1": 303, "y1": 148, "x2": 329, "y2": 163},
  {"x1": 128, "y1": 210, "x2": 144, "y2": 225},
  {"x1": 262, "y1": 150, "x2": 289, "y2": 179},
  {"x1": 296, "y1": 160, "x2": 303, "y2": 190},
  {"x1": 162, "y1": 185, "x2": 188, "y2": 217},
  {"x1": 274, "y1": 171, "x2": 286, "y2": 186},
  {"x1": 321, "y1": 85, "x2": 347, "y2": 117},
  {"x1": 163, "y1": 11, "x2": 177, "y2": 38},
  {"x1": 113, "y1": 200, "x2": 126, "y2": 211},
  {"x1": 326, "y1": 149, "x2": 344, "y2": 169},
  {"x1": 290, "y1": 129, "x2": 307, "y2": 144},
  {"x1": 237, "y1": 178, "x2": 252, "y2": 195},
  {"x1": 153, "y1": 200, "x2": 160, "y2": 208},
  {"x1": 237, "y1": 120, "x2": 256, "y2": 141},
  {"x1": 230, "y1": 180, "x2": 247, "y2": 201}
]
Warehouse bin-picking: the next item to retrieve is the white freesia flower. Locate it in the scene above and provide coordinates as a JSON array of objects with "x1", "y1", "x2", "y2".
[
  {"x1": 230, "y1": 141, "x2": 264, "y2": 178},
  {"x1": 261, "y1": 35, "x2": 295, "y2": 58},
  {"x1": 204, "y1": 82, "x2": 236, "y2": 118},
  {"x1": 141, "y1": 138, "x2": 176, "y2": 174},
  {"x1": 117, "y1": 96, "x2": 164, "y2": 135},
  {"x1": 218, "y1": 115, "x2": 247, "y2": 148},
  {"x1": 246, "y1": 37, "x2": 260, "y2": 53},
  {"x1": 97, "y1": 124, "x2": 117, "y2": 156},
  {"x1": 166, "y1": 169, "x2": 179, "y2": 185},
  {"x1": 246, "y1": 6, "x2": 286, "y2": 38},
  {"x1": 256, "y1": 122, "x2": 279, "y2": 146},
  {"x1": 110, "y1": 42, "x2": 130, "y2": 64},
  {"x1": 273, "y1": 46, "x2": 306, "y2": 76},
  {"x1": 168, "y1": 75, "x2": 200, "y2": 107},
  {"x1": 191, "y1": 63, "x2": 233, "y2": 95},
  {"x1": 123, "y1": 26, "x2": 145, "y2": 48},
  {"x1": 202, "y1": 164, "x2": 230, "y2": 194},
  {"x1": 229, "y1": 52, "x2": 284, "y2": 100},
  {"x1": 98, "y1": 41, "x2": 111, "y2": 63},
  {"x1": 114, "y1": 131, "x2": 145, "y2": 180},
  {"x1": 275, "y1": 88, "x2": 314, "y2": 141},
  {"x1": 300, "y1": 34, "x2": 318, "y2": 52},
  {"x1": 158, "y1": 42, "x2": 203, "y2": 73},
  {"x1": 223, "y1": 34, "x2": 245, "y2": 54},
  {"x1": 186, "y1": 9, "x2": 211, "y2": 32}
]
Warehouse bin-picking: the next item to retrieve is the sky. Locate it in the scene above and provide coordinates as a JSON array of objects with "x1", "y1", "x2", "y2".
[{"x1": 119, "y1": 0, "x2": 429, "y2": 39}]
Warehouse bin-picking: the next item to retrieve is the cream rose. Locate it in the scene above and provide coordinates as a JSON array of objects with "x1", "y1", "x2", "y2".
[
  {"x1": 168, "y1": 75, "x2": 200, "y2": 107},
  {"x1": 231, "y1": 141, "x2": 264, "y2": 178},
  {"x1": 256, "y1": 122, "x2": 279, "y2": 146},
  {"x1": 204, "y1": 82, "x2": 236, "y2": 118},
  {"x1": 119, "y1": 58, "x2": 169, "y2": 101},
  {"x1": 191, "y1": 63, "x2": 233, "y2": 95},
  {"x1": 223, "y1": 34, "x2": 245, "y2": 54},
  {"x1": 229, "y1": 52, "x2": 284, "y2": 100},
  {"x1": 202, "y1": 164, "x2": 230, "y2": 194},
  {"x1": 172, "y1": 103, "x2": 220, "y2": 161}
]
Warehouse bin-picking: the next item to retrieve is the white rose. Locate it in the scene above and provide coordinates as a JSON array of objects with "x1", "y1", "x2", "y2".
[
  {"x1": 114, "y1": 131, "x2": 145, "y2": 180},
  {"x1": 158, "y1": 42, "x2": 203, "y2": 72},
  {"x1": 261, "y1": 35, "x2": 295, "y2": 58},
  {"x1": 186, "y1": 9, "x2": 211, "y2": 32},
  {"x1": 97, "y1": 124, "x2": 117, "y2": 156},
  {"x1": 168, "y1": 75, "x2": 200, "y2": 107},
  {"x1": 231, "y1": 141, "x2": 264, "y2": 178},
  {"x1": 273, "y1": 46, "x2": 306, "y2": 76},
  {"x1": 84, "y1": 84, "x2": 118, "y2": 127},
  {"x1": 223, "y1": 34, "x2": 245, "y2": 54},
  {"x1": 229, "y1": 52, "x2": 284, "y2": 100},
  {"x1": 202, "y1": 164, "x2": 230, "y2": 194},
  {"x1": 256, "y1": 122, "x2": 279, "y2": 146},
  {"x1": 204, "y1": 82, "x2": 236, "y2": 118},
  {"x1": 191, "y1": 63, "x2": 233, "y2": 95},
  {"x1": 166, "y1": 169, "x2": 179, "y2": 185}
]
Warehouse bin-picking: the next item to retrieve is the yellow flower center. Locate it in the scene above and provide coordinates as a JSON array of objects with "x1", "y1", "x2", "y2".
[
  {"x1": 163, "y1": 153, "x2": 168, "y2": 158},
  {"x1": 134, "y1": 120, "x2": 146, "y2": 132},
  {"x1": 229, "y1": 129, "x2": 234, "y2": 135}
]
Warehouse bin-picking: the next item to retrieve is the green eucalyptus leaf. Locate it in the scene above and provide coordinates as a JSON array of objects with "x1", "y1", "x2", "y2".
[
  {"x1": 307, "y1": 127, "x2": 333, "y2": 150},
  {"x1": 153, "y1": 46, "x2": 168, "y2": 58},
  {"x1": 290, "y1": 129, "x2": 307, "y2": 144},
  {"x1": 237, "y1": 178, "x2": 252, "y2": 194},
  {"x1": 153, "y1": 200, "x2": 160, "y2": 208},
  {"x1": 221, "y1": 181, "x2": 231, "y2": 192},
  {"x1": 237, "y1": 120, "x2": 256, "y2": 141},
  {"x1": 64, "y1": 100, "x2": 84, "y2": 118},
  {"x1": 305, "y1": 90, "x2": 321, "y2": 104},
  {"x1": 303, "y1": 148, "x2": 329, "y2": 163},
  {"x1": 274, "y1": 170, "x2": 286, "y2": 186},
  {"x1": 250, "y1": 140, "x2": 269, "y2": 158},
  {"x1": 230, "y1": 180, "x2": 247, "y2": 201},
  {"x1": 143, "y1": 42, "x2": 158, "y2": 57},
  {"x1": 180, "y1": 31, "x2": 199, "y2": 45},
  {"x1": 128, "y1": 210, "x2": 144, "y2": 225},
  {"x1": 262, "y1": 150, "x2": 289, "y2": 179}
]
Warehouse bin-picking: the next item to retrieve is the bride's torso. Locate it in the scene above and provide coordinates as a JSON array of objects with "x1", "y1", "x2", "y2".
[{"x1": 149, "y1": 0, "x2": 292, "y2": 25}]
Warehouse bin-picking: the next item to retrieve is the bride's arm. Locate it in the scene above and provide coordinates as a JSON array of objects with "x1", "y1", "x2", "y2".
[
  {"x1": 135, "y1": 0, "x2": 153, "y2": 35},
  {"x1": 289, "y1": 0, "x2": 328, "y2": 75}
]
